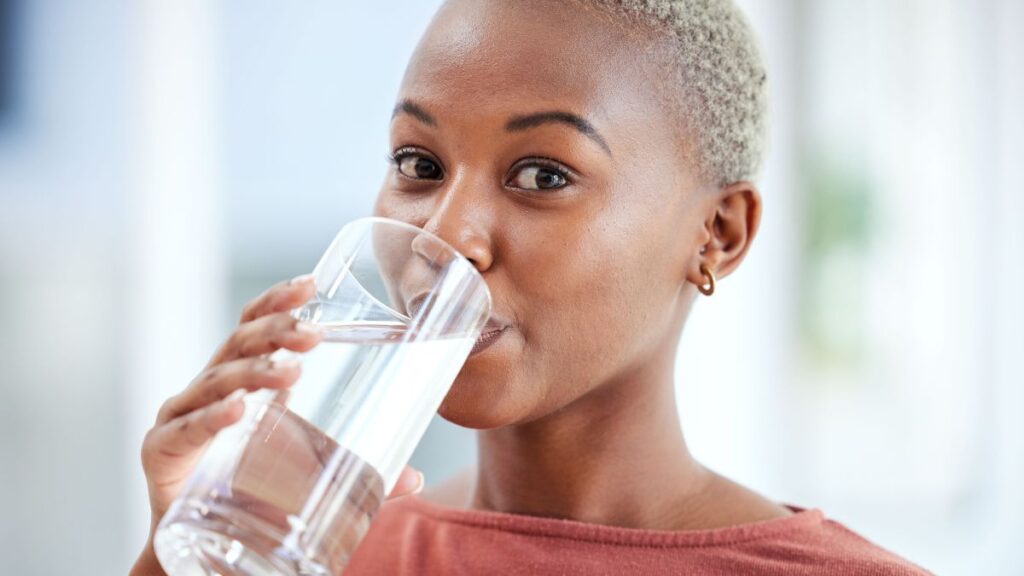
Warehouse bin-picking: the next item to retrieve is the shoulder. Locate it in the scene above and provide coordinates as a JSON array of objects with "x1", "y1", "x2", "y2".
[
  {"x1": 758, "y1": 509, "x2": 932, "y2": 575},
  {"x1": 694, "y1": 475, "x2": 930, "y2": 574}
]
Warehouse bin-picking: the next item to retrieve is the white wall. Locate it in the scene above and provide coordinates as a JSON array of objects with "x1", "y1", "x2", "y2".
[{"x1": 0, "y1": 0, "x2": 130, "y2": 573}]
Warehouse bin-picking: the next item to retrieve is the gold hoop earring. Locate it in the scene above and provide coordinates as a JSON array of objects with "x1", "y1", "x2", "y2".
[{"x1": 698, "y1": 264, "x2": 716, "y2": 296}]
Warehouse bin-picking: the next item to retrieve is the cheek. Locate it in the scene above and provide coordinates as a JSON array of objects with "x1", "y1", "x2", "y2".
[
  {"x1": 373, "y1": 188, "x2": 419, "y2": 225},
  {"x1": 437, "y1": 235, "x2": 677, "y2": 429},
  {"x1": 514, "y1": 229, "x2": 651, "y2": 380},
  {"x1": 519, "y1": 203, "x2": 685, "y2": 382},
  {"x1": 434, "y1": 228, "x2": 631, "y2": 427}
]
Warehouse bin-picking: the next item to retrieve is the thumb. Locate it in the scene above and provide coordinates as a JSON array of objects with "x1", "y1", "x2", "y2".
[{"x1": 387, "y1": 466, "x2": 424, "y2": 499}]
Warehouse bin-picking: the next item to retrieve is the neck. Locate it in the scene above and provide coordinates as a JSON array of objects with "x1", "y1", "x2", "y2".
[{"x1": 471, "y1": 344, "x2": 713, "y2": 530}]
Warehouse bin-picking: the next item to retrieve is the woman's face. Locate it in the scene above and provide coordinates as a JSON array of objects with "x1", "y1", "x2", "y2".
[{"x1": 374, "y1": 0, "x2": 712, "y2": 428}]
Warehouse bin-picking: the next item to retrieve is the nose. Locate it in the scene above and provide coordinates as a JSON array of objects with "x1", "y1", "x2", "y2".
[{"x1": 417, "y1": 181, "x2": 494, "y2": 273}]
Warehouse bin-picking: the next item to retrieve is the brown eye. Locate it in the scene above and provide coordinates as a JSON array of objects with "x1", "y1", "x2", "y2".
[
  {"x1": 395, "y1": 152, "x2": 443, "y2": 180},
  {"x1": 509, "y1": 165, "x2": 568, "y2": 191}
]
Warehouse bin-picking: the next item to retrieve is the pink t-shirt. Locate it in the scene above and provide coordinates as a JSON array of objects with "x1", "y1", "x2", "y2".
[{"x1": 344, "y1": 495, "x2": 930, "y2": 575}]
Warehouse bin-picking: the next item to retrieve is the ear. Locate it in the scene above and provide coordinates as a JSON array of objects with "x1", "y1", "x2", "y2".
[{"x1": 685, "y1": 181, "x2": 762, "y2": 290}]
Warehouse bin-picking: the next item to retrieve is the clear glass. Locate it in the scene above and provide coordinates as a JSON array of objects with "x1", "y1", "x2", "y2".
[{"x1": 153, "y1": 217, "x2": 492, "y2": 576}]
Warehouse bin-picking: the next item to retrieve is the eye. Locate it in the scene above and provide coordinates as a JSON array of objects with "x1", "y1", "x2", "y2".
[
  {"x1": 507, "y1": 161, "x2": 571, "y2": 191},
  {"x1": 390, "y1": 148, "x2": 444, "y2": 180}
]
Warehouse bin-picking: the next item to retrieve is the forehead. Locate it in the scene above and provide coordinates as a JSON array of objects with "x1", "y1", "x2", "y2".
[{"x1": 398, "y1": 0, "x2": 672, "y2": 134}]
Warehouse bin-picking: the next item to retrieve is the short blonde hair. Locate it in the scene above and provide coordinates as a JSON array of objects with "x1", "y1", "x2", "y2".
[{"x1": 596, "y1": 0, "x2": 768, "y2": 186}]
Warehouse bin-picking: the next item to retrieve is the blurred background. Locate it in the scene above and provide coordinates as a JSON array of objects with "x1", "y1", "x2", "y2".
[{"x1": 0, "y1": 0, "x2": 1021, "y2": 573}]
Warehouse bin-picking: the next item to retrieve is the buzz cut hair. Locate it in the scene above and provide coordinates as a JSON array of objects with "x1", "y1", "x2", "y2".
[{"x1": 592, "y1": 0, "x2": 769, "y2": 186}]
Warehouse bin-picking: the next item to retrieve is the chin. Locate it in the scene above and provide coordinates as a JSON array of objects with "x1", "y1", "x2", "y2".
[
  {"x1": 437, "y1": 377, "x2": 513, "y2": 429},
  {"x1": 433, "y1": 334, "x2": 520, "y2": 428},
  {"x1": 436, "y1": 365, "x2": 532, "y2": 429}
]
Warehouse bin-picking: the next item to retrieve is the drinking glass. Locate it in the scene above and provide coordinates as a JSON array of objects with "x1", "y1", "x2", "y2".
[{"x1": 153, "y1": 216, "x2": 492, "y2": 576}]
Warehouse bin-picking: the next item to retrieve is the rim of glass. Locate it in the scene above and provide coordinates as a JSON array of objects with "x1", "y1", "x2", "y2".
[{"x1": 333, "y1": 216, "x2": 493, "y2": 316}]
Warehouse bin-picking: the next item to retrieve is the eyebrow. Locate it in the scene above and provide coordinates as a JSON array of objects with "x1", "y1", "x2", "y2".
[
  {"x1": 391, "y1": 100, "x2": 612, "y2": 156},
  {"x1": 506, "y1": 111, "x2": 612, "y2": 156},
  {"x1": 391, "y1": 99, "x2": 436, "y2": 126}
]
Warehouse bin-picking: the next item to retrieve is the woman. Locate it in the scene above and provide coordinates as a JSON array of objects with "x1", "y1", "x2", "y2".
[{"x1": 133, "y1": 0, "x2": 929, "y2": 574}]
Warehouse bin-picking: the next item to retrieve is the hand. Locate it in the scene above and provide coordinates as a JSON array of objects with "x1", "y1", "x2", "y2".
[{"x1": 132, "y1": 275, "x2": 424, "y2": 576}]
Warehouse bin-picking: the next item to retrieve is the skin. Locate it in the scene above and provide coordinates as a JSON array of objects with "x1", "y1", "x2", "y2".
[
  {"x1": 375, "y1": 0, "x2": 784, "y2": 529},
  {"x1": 133, "y1": 1, "x2": 781, "y2": 572},
  {"x1": 130, "y1": 277, "x2": 424, "y2": 576}
]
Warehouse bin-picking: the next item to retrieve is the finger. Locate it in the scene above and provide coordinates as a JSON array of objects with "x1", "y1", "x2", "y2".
[
  {"x1": 158, "y1": 356, "x2": 301, "y2": 424},
  {"x1": 387, "y1": 466, "x2": 424, "y2": 499},
  {"x1": 239, "y1": 274, "x2": 316, "y2": 324},
  {"x1": 144, "y1": 389, "x2": 247, "y2": 469},
  {"x1": 207, "y1": 311, "x2": 322, "y2": 368}
]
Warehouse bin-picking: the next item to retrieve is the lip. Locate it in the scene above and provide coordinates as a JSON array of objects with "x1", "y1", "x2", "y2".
[
  {"x1": 470, "y1": 324, "x2": 507, "y2": 356},
  {"x1": 405, "y1": 292, "x2": 510, "y2": 355}
]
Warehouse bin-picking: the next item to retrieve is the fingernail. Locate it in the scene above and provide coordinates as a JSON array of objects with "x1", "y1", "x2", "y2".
[
  {"x1": 224, "y1": 388, "x2": 247, "y2": 404},
  {"x1": 295, "y1": 321, "x2": 323, "y2": 335},
  {"x1": 289, "y1": 273, "x2": 314, "y2": 286},
  {"x1": 270, "y1": 357, "x2": 301, "y2": 370},
  {"x1": 412, "y1": 471, "x2": 425, "y2": 495}
]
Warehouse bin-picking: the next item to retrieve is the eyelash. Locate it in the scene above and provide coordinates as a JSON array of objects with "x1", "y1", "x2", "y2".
[
  {"x1": 386, "y1": 146, "x2": 438, "y2": 170},
  {"x1": 386, "y1": 147, "x2": 576, "y2": 190},
  {"x1": 509, "y1": 157, "x2": 574, "y2": 187}
]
